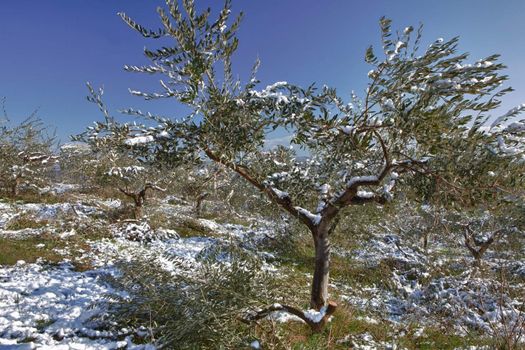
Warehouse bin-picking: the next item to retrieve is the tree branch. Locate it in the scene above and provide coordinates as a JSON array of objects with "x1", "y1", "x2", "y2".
[
  {"x1": 145, "y1": 183, "x2": 167, "y2": 192},
  {"x1": 242, "y1": 301, "x2": 337, "y2": 332},
  {"x1": 203, "y1": 147, "x2": 318, "y2": 230},
  {"x1": 118, "y1": 187, "x2": 135, "y2": 198}
]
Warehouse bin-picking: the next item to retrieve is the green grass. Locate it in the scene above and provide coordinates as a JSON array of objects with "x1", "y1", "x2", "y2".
[
  {"x1": 247, "y1": 304, "x2": 357, "y2": 349},
  {"x1": 250, "y1": 310, "x2": 495, "y2": 350},
  {"x1": 198, "y1": 211, "x2": 253, "y2": 227},
  {"x1": 172, "y1": 224, "x2": 209, "y2": 238},
  {"x1": 0, "y1": 224, "x2": 111, "y2": 269},
  {"x1": 162, "y1": 218, "x2": 217, "y2": 238},
  {"x1": 398, "y1": 327, "x2": 492, "y2": 349},
  {"x1": 0, "y1": 234, "x2": 64, "y2": 265},
  {"x1": 1, "y1": 191, "x2": 66, "y2": 205},
  {"x1": 5, "y1": 216, "x2": 48, "y2": 230}
]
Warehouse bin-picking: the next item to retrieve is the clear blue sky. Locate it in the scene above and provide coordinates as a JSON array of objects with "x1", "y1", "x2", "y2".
[{"x1": 1, "y1": 1, "x2": 524, "y2": 142}]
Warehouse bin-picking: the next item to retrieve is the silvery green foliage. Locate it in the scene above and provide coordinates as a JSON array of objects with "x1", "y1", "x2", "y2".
[
  {"x1": 78, "y1": 2, "x2": 524, "y2": 226},
  {"x1": 97, "y1": 247, "x2": 292, "y2": 349}
]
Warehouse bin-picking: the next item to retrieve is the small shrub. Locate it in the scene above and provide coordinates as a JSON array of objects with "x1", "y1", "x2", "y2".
[
  {"x1": 96, "y1": 247, "x2": 296, "y2": 349},
  {"x1": 112, "y1": 221, "x2": 179, "y2": 242}
]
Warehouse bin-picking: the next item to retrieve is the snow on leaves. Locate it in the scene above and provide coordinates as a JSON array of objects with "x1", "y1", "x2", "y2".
[{"x1": 78, "y1": 1, "x2": 524, "y2": 259}]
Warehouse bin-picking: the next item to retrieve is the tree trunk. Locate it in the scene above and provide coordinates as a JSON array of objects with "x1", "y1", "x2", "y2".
[
  {"x1": 10, "y1": 177, "x2": 21, "y2": 197},
  {"x1": 10, "y1": 183, "x2": 17, "y2": 197},
  {"x1": 310, "y1": 228, "x2": 331, "y2": 310},
  {"x1": 195, "y1": 192, "x2": 209, "y2": 215},
  {"x1": 422, "y1": 232, "x2": 428, "y2": 251},
  {"x1": 134, "y1": 203, "x2": 143, "y2": 219}
]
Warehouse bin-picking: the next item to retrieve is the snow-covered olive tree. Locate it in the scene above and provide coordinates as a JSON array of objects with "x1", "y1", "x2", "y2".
[
  {"x1": 79, "y1": 0, "x2": 525, "y2": 324},
  {"x1": 106, "y1": 159, "x2": 167, "y2": 220},
  {"x1": 73, "y1": 86, "x2": 173, "y2": 219},
  {"x1": 0, "y1": 106, "x2": 57, "y2": 197}
]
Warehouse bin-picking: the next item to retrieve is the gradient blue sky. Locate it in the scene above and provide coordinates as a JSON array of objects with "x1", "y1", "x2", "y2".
[{"x1": 1, "y1": 1, "x2": 524, "y2": 142}]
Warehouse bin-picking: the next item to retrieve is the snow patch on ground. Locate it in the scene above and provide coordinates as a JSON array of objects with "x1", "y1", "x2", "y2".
[
  {"x1": 112, "y1": 222, "x2": 179, "y2": 243},
  {"x1": 0, "y1": 261, "x2": 152, "y2": 349},
  {"x1": 39, "y1": 183, "x2": 79, "y2": 195},
  {"x1": 342, "y1": 232, "x2": 525, "y2": 337}
]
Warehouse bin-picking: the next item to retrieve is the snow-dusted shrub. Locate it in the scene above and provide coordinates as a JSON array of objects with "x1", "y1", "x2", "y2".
[
  {"x1": 113, "y1": 221, "x2": 154, "y2": 242},
  {"x1": 97, "y1": 248, "x2": 293, "y2": 349},
  {"x1": 4, "y1": 213, "x2": 48, "y2": 231},
  {"x1": 412, "y1": 272, "x2": 525, "y2": 346}
]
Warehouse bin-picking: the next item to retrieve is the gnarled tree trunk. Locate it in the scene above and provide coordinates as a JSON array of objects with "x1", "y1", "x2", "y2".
[
  {"x1": 463, "y1": 227, "x2": 502, "y2": 267},
  {"x1": 133, "y1": 201, "x2": 143, "y2": 219},
  {"x1": 310, "y1": 227, "x2": 331, "y2": 310}
]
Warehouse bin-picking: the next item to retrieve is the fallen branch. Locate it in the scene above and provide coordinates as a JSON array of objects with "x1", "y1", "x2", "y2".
[{"x1": 242, "y1": 301, "x2": 337, "y2": 332}]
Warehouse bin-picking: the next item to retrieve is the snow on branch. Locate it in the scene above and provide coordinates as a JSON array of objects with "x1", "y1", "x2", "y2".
[
  {"x1": 295, "y1": 206, "x2": 322, "y2": 226},
  {"x1": 242, "y1": 301, "x2": 337, "y2": 332},
  {"x1": 490, "y1": 104, "x2": 525, "y2": 129},
  {"x1": 124, "y1": 135, "x2": 155, "y2": 146}
]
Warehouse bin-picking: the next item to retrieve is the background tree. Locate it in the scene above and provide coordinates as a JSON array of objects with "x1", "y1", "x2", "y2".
[
  {"x1": 0, "y1": 102, "x2": 57, "y2": 197},
  {"x1": 106, "y1": 156, "x2": 167, "y2": 220},
  {"x1": 174, "y1": 162, "x2": 229, "y2": 215},
  {"x1": 78, "y1": 0, "x2": 525, "y2": 326},
  {"x1": 75, "y1": 86, "x2": 175, "y2": 219},
  {"x1": 409, "y1": 115, "x2": 525, "y2": 266}
]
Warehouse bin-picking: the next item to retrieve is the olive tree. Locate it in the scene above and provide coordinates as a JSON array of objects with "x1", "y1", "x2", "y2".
[
  {"x1": 0, "y1": 105, "x2": 56, "y2": 197},
  {"x1": 75, "y1": 86, "x2": 175, "y2": 219},
  {"x1": 106, "y1": 159, "x2": 167, "y2": 220},
  {"x1": 79, "y1": 0, "x2": 525, "y2": 327},
  {"x1": 174, "y1": 163, "x2": 228, "y2": 215},
  {"x1": 409, "y1": 113, "x2": 525, "y2": 265}
]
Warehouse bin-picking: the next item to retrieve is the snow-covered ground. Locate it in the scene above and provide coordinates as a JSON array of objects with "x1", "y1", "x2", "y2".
[
  {"x1": 0, "y1": 200, "x2": 282, "y2": 349},
  {"x1": 0, "y1": 197, "x2": 523, "y2": 349},
  {"x1": 340, "y1": 231, "x2": 525, "y2": 344},
  {"x1": 0, "y1": 261, "x2": 154, "y2": 350}
]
